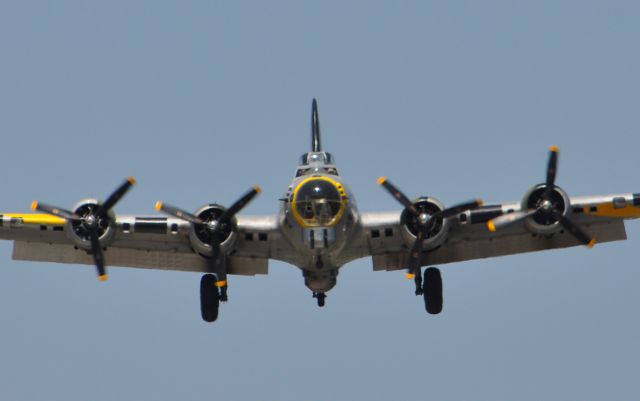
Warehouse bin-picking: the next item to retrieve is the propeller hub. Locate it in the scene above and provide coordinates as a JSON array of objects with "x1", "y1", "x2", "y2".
[
  {"x1": 418, "y1": 213, "x2": 430, "y2": 225},
  {"x1": 540, "y1": 199, "x2": 553, "y2": 211},
  {"x1": 84, "y1": 214, "x2": 98, "y2": 227},
  {"x1": 207, "y1": 220, "x2": 220, "y2": 232}
]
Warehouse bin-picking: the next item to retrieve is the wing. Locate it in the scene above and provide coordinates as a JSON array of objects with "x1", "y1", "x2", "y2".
[
  {"x1": 0, "y1": 213, "x2": 284, "y2": 276},
  {"x1": 359, "y1": 193, "x2": 640, "y2": 272}
]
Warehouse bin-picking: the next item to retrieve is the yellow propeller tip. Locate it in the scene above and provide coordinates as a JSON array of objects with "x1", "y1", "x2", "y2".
[
  {"x1": 377, "y1": 176, "x2": 387, "y2": 185},
  {"x1": 215, "y1": 280, "x2": 227, "y2": 288},
  {"x1": 127, "y1": 176, "x2": 137, "y2": 185},
  {"x1": 487, "y1": 220, "x2": 496, "y2": 232},
  {"x1": 405, "y1": 273, "x2": 415, "y2": 280},
  {"x1": 155, "y1": 201, "x2": 163, "y2": 211},
  {"x1": 31, "y1": 201, "x2": 39, "y2": 211},
  {"x1": 477, "y1": 199, "x2": 484, "y2": 207},
  {"x1": 98, "y1": 274, "x2": 109, "y2": 282},
  {"x1": 254, "y1": 185, "x2": 262, "y2": 194},
  {"x1": 549, "y1": 145, "x2": 559, "y2": 153},
  {"x1": 588, "y1": 239, "x2": 596, "y2": 248}
]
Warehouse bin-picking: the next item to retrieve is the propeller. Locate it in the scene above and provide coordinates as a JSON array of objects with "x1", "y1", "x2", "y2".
[
  {"x1": 487, "y1": 146, "x2": 596, "y2": 248},
  {"x1": 378, "y1": 177, "x2": 483, "y2": 288},
  {"x1": 32, "y1": 177, "x2": 137, "y2": 281},
  {"x1": 155, "y1": 186, "x2": 262, "y2": 294}
]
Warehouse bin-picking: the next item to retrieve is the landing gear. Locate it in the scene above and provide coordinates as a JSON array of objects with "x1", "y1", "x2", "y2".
[
  {"x1": 414, "y1": 268, "x2": 423, "y2": 296},
  {"x1": 219, "y1": 285, "x2": 228, "y2": 302},
  {"x1": 422, "y1": 267, "x2": 443, "y2": 315},
  {"x1": 313, "y1": 292, "x2": 326, "y2": 307},
  {"x1": 200, "y1": 274, "x2": 220, "y2": 322}
]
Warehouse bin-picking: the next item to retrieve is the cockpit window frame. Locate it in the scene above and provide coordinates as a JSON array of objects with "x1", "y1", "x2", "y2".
[
  {"x1": 291, "y1": 176, "x2": 348, "y2": 228},
  {"x1": 299, "y1": 152, "x2": 335, "y2": 166},
  {"x1": 295, "y1": 167, "x2": 340, "y2": 177}
]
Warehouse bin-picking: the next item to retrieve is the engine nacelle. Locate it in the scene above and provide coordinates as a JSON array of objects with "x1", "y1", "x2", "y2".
[
  {"x1": 189, "y1": 204, "x2": 238, "y2": 257},
  {"x1": 66, "y1": 199, "x2": 117, "y2": 250},
  {"x1": 400, "y1": 197, "x2": 452, "y2": 250},
  {"x1": 521, "y1": 184, "x2": 572, "y2": 235}
]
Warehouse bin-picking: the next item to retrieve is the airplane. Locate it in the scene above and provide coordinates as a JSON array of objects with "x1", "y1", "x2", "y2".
[{"x1": 1, "y1": 99, "x2": 639, "y2": 322}]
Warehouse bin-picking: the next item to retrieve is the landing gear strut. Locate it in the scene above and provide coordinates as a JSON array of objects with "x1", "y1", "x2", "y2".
[
  {"x1": 219, "y1": 285, "x2": 228, "y2": 302},
  {"x1": 414, "y1": 268, "x2": 423, "y2": 296},
  {"x1": 313, "y1": 292, "x2": 326, "y2": 307}
]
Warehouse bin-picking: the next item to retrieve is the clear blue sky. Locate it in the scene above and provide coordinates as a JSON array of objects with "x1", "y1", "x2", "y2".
[{"x1": 1, "y1": 1, "x2": 639, "y2": 400}]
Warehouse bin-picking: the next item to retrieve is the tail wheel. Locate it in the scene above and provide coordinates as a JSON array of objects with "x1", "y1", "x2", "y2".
[
  {"x1": 200, "y1": 274, "x2": 220, "y2": 322},
  {"x1": 313, "y1": 292, "x2": 326, "y2": 307},
  {"x1": 423, "y1": 267, "x2": 443, "y2": 315}
]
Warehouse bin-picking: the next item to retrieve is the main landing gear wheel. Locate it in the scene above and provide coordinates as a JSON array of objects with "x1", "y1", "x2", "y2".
[
  {"x1": 313, "y1": 292, "x2": 326, "y2": 307},
  {"x1": 423, "y1": 267, "x2": 443, "y2": 315},
  {"x1": 200, "y1": 274, "x2": 220, "y2": 322}
]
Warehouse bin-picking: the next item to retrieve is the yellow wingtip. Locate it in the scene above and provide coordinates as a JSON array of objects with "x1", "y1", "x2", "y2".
[
  {"x1": 405, "y1": 273, "x2": 415, "y2": 280},
  {"x1": 487, "y1": 220, "x2": 496, "y2": 232},
  {"x1": 31, "y1": 201, "x2": 39, "y2": 211},
  {"x1": 98, "y1": 274, "x2": 109, "y2": 282},
  {"x1": 127, "y1": 176, "x2": 137, "y2": 185},
  {"x1": 549, "y1": 145, "x2": 559, "y2": 153},
  {"x1": 588, "y1": 239, "x2": 596, "y2": 249},
  {"x1": 155, "y1": 201, "x2": 163, "y2": 211},
  {"x1": 254, "y1": 185, "x2": 262, "y2": 194},
  {"x1": 377, "y1": 176, "x2": 387, "y2": 185}
]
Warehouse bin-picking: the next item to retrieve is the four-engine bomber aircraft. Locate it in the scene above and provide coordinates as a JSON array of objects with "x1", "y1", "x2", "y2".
[{"x1": 1, "y1": 100, "x2": 639, "y2": 322}]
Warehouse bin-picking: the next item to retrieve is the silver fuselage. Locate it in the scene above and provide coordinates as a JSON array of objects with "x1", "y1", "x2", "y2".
[{"x1": 277, "y1": 152, "x2": 361, "y2": 292}]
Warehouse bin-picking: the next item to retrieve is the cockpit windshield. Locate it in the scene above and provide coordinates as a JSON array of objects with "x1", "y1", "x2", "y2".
[{"x1": 293, "y1": 178, "x2": 345, "y2": 227}]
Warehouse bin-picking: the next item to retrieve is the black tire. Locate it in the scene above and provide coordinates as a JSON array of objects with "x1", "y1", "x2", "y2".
[
  {"x1": 200, "y1": 274, "x2": 220, "y2": 322},
  {"x1": 423, "y1": 267, "x2": 443, "y2": 314}
]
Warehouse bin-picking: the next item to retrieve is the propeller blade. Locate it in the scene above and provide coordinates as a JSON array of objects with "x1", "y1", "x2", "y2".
[
  {"x1": 207, "y1": 229, "x2": 225, "y2": 289},
  {"x1": 487, "y1": 209, "x2": 537, "y2": 232},
  {"x1": 209, "y1": 229, "x2": 222, "y2": 265},
  {"x1": 31, "y1": 201, "x2": 80, "y2": 221},
  {"x1": 557, "y1": 213, "x2": 596, "y2": 248},
  {"x1": 544, "y1": 146, "x2": 559, "y2": 199},
  {"x1": 219, "y1": 186, "x2": 262, "y2": 222},
  {"x1": 98, "y1": 177, "x2": 136, "y2": 214},
  {"x1": 377, "y1": 177, "x2": 418, "y2": 215},
  {"x1": 88, "y1": 228, "x2": 108, "y2": 281},
  {"x1": 440, "y1": 199, "x2": 484, "y2": 219},
  {"x1": 407, "y1": 228, "x2": 427, "y2": 279},
  {"x1": 207, "y1": 227, "x2": 228, "y2": 301},
  {"x1": 155, "y1": 201, "x2": 204, "y2": 225}
]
